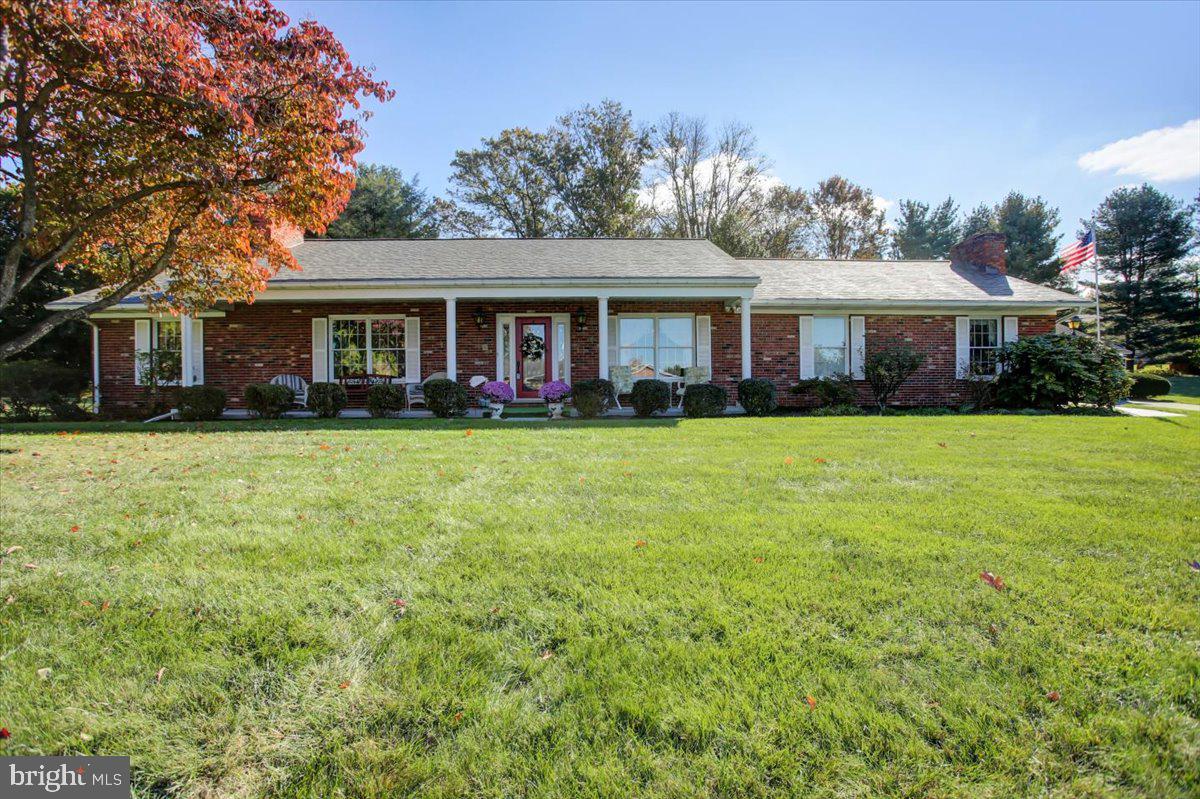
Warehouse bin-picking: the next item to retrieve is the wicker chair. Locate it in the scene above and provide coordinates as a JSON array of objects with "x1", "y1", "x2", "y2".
[
  {"x1": 609, "y1": 365, "x2": 633, "y2": 410},
  {"x1": 269, "y1": 374, "x2": 309, "y2": 409},
  {"x1": 674, "y1": 366, "x2": 710, "y2": 407}
]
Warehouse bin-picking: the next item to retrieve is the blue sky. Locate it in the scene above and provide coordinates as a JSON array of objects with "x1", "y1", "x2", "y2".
[{"x1": 279, "y1": 0, "x2": 1200, "y2": 242}]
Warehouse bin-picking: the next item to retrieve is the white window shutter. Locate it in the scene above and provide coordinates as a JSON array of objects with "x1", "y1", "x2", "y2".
[
  {"x1": 695, "y1": 315, "x2": 712, "y2": 372},
  {"x1": 955, "y1": 316, "x2": 970, "y2": 378},
  {"x1": 311, "y1": 318, "x2": 328, "y2": 382},
  {"x1": 849, "y1": 316, "x2": 866, "y2": 379},
  {"x1": 1003, "y1": 316, "x2": 1019, "y2": 344},
  {"x1": 191, "y1": 319, "x2": 204, "y2": 384},
  {"x1": 798, "y1": 316, "x2": 814, "y2": 379},
  {"x1": 607, "y1": 316, "x2": 619, "y2": 377},
  {"x1": 404, "y1": 316, "x2": 421, "y2": 381},
  {"x1": 133, "y1": 319, "x2": 151, "y2": 385}
]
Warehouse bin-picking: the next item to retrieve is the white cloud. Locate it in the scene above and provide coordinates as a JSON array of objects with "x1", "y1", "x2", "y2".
[{"x1": 1077, "y1": 119, "x2": 1200, "y2": 182}]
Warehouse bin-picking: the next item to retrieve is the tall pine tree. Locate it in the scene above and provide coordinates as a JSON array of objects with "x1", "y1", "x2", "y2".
[
  {"x1": 1094, "y1": 185, "x2": 1196, "y2": 362},
  {"x1": 959, "y1": 193, "x2": 1063, "y2": 286},
  {"x1": 891, "y1": 197, "x2": 960, "y2": 258}
]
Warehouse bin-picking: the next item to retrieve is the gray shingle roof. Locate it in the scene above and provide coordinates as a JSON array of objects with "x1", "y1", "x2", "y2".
[
  {"x1": 748, "y1": 258, "x2": 1086, "y2": 307},
  {"x1": 273, "y1": 237, "x2": 757, "y2": 283}
]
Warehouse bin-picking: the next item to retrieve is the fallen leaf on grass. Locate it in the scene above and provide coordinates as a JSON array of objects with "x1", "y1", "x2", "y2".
[
  {"x1": 979, "y1": 571, "x2": 1006, "y2": 591},
  {"x1": 540, "y1": 650, "x2": 554, "y2": 660},
  {"x1": 391, "y1": 598, "x2": 408, "y2": 615},
  {"x1": 1188, "y1": 560, "x2": 1200, "y2": 572},
  {"x1": 37, "y1": 667, "x2": 51, "y2": 680},
  {"x1": 22, "y1": 563, "x2": 36, "y2": 570},
  {"x1": 813, "y1": 457, "x2": 827, "y2": 464},
  {"x1": 100, "y1": 601, "x2": 110, "y2": 612},
  {"x1": 4, "y1": 546, "x2": 22, "y2": 556},
  {"x1": 69, "y1": 525, "x2": 79, "y2": 533},
  {"x1": 784, "y1": 456, "x2": 794, "y2": 465},
  {"x1": 937, "y1": 442, "x2": 947, "y2": 449},
  {"x1": 634, "y1": 540, "x2": 647, "y2": 548},
  {"x1": 0, "y1": 728, "x2": 10, "y2": 739},
  {"x1": 155, "y1": 668, "x2": 165, "y2": 684},
  {"x1": 753, "y1": 557, "x2": 765, "y2": 564},
  {"x1": 464, "y1": 429, "x2": 473, "y2": 437},
  {"x1": 4, "y1": 596, "x2": 13, "y2": 605},
  {"x1": 805, "y1": 695, "x2": 817, "y2": 710},
  {"x1": 1045, "y1": 690, "x2": 1061, "y2": 702},
  {"x1": 453, "y1": 711, "x2": 464, "y2": 722},
  {"x1": 339, "y1": 681, "x2": 350, "y2": 690}
]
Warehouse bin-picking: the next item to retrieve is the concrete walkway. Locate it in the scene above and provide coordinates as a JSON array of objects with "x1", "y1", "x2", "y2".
[
  {"x1": 1116, "y1": 405, "x2": 1186, "y2": 418},
  {"x1": 1126, "y1": 400, "x2": 1200, "y2": 413}
]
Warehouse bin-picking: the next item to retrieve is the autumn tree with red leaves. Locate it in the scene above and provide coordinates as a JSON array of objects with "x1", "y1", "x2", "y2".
[{"x1": 0, "y1": 0, "x2": 391, "y2": 358}]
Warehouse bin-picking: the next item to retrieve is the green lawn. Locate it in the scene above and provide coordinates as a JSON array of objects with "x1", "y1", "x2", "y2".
[
  {"x1": 2, "y1": 416, "x2": 1198, "y2": 798},
  {"x1": 1163, "y1": 375, "x2": 1200, "y2": 405}
]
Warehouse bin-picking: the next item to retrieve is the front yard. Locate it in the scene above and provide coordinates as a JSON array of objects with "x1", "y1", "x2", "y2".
[{"x1": 1, "y1": 416, "x2": 1197, "y2": 798}]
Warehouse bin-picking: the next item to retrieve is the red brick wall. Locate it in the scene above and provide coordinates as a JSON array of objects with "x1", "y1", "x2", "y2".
[
  {"x1": 754, "y1": 312, "x2": 1058, "y2": 408},
  {"x1": 94, "y1": 302, "x2": 1057, "y2": 414}
]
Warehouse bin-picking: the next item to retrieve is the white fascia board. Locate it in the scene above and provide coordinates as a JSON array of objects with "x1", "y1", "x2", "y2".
[
  {"x1": 252, "y1": 283, "x2": 756, "y2": 301},
  {"x1": 88, "y1": 309, "x2": 227, "y2": 319},
  {"x1": 750, "y1": 299, "x2": 1083, "y2": 315}
]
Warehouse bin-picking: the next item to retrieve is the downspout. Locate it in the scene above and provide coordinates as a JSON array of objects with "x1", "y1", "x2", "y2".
[{"x1": 88, "y1": 321, "x2": 101, "y2": 415}]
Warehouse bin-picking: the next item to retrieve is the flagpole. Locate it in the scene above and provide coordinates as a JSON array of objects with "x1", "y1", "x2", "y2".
[{"x1": 1091, "y1": 217, "x2": 1101, "y2": 343}]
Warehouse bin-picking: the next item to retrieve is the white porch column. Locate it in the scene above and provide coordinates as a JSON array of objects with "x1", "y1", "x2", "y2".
[
  {"x1": 180, "y1": 313, "x2": 194, "y2": 387},
  {"x1": 445, "y1": 297, "x2": 457, "y2": 381},
  {"x1": 597, "y1": 295, "x2": 609, "y2": 380},
  {"x1": 740, "y1": 298, "x2": 752, "y2": 380}
]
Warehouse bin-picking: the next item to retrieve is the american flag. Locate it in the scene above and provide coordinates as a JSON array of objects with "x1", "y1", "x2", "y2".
[{"x1": 1059, "y1": 229, "x2": 1097, "y2": 272}]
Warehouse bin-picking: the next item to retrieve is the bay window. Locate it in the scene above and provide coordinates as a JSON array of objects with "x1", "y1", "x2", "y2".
[
  {"x1": 331, "y1": 317, "x2": 406, "y2": 379},
  {"x1": 618, "y1": 315, "x2": 695, "y2": 378},
  {"x1": 813, "y1": 316, "x2": 848, "y2": 377}
]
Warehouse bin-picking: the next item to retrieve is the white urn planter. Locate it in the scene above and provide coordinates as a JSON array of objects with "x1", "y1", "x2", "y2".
[
  {"x1": 547, "y1": 401, "x2": 565, "y2": 420},
  {"x1": 488, "y1": 402, "x2": 505, "y2": 419}
]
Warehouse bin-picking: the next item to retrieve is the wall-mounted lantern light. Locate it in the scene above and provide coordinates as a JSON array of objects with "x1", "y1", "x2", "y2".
[
  {"x1": 473, "y1": 307, "x2": 487, "y2": 329},
  {"x1": 1066, "y1": 315, "x2": 1083, "y2": 331},
  {"x1": 574, "y1": 306, "x2": 587, "y2": 332}
]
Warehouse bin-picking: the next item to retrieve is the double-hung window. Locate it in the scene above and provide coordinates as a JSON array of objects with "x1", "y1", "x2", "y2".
[
  {"x1": 331, "y1": 317, "x2": 406, "y2": 379},
  {"x1": 618, "y1": 316, "x2": 695, "y2": 378},
  {"x1": 813, "y1": 316, "x2": 848, "y2": 377},
  {"x1": 968, "y1": 318, "x2": 1000, "y2": 374},
  {"x1": 151, "y1": 319, "x2": 183, "y2": 384}
]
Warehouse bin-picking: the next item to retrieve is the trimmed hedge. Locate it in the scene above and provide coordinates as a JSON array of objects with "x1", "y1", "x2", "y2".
[
  {"x1": 737, "y1": 378, "x2": 777, "y2": 416},
  {"x1": 424, "y1": 378, "x2": 468, "y2": 418},
  {"x1": 306, "y1": 382, "x2": 348, "y2": 418},
  {"x1": 792, "y1": 375, "x2": 857, "y2": 407},
  {"x1": 571, "y1": 379, "x2": 613, "y2": 418},
  {"x1": 178, "y1": 386, "x2": 227, "y2": 421},
  {"x1": 630, "y1": 379, "x2": 671, "y2": 417},
  {"x1": 0, "y1": 359, "x2": 89, "y2": 421},
  {"x1": 366, "y1": 383, "x2": 406, "y2": 417},
  {"x1": 682, "y1": 383, "x2": 727, "y2": 418},
  {"x1": 243, "y1": 383, "x2": 293, "y2": 419},
  {"x1": 1129, "y1": 372, "x2": 1171, "y2": 400}
]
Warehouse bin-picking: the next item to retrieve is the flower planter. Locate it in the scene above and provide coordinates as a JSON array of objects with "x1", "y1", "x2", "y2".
[
  {"x1": 547, "y1": 401, "x2": 565, "y2": 419},
  {"x1": 488, "y1": 401, "x2": 505, "y2": 419}
]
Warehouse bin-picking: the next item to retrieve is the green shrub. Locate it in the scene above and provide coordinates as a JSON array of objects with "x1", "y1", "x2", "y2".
[
  {"x1": 48, "y1": 397, "x2": 92, "y2": 422},
  {"x1": 682, "y1": 383, "x2": 727, "y2": 417},
  {"x1": 366, "y1": 383, "x2": 406, "y2": 417},
  {"x1": 306, "y1": 382, "x2": 348, "y2": 418},
  {"x1": 1140, "y1": 364, "x2": 1179, "y2": 377},
  {"x1": 178, "y1": 386, "x2": 226, "y2": 421},
  {"x1": 243, "y1": 382, "x2": 293, "y2": 419},
  {"x1": 863, "y1": 345, "x2": 924, "y2": 412},
  {"x1": 0, "y1": 359, "x2": 88, "y2": 421},
  {"x1": 792, "y1": 375, "x2": 858, "y2": 407},
  {"x1": 1129, "y1": 372, "x2": 1171, "y2": 400},
  {"x1": 630, "y1": 379, "x2": 670, "y2": 417},
  {"x1": 571, "y1": 379, "x2": 614, "y2": 418},
  {"x1": 424, "y1": 378, "x2": 468, "y2": 418},
  {"x1": 995, "y1": 334, "x2": 1130, "y2": 410},
  {"x1": 809, "y1": 403, "x2": 865, "y2": 416},
  {"x1": 737, "y1": 378, "x2": 777, "y2": 416}
]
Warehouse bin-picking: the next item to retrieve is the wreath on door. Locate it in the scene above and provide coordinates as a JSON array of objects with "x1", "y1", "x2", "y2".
[{"x1": 521, "y1": 331, "x2": 545, "y2": 361}]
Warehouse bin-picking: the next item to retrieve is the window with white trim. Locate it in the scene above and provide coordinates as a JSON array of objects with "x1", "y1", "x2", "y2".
[
  {"x1": 813, "y1": 316, "x2": 848, "y2": 378},
  {"x1": 968, "y1": 318, "x2": 1000, "y2": 373},
  {"x1": 151, "y1": 319, "x2": 182, "y2": 384},
  {"x1": 330, "y1": 317, "x2": 406, "y2": 379},
  {"x1": 617, "y1": 316, "x2": 694, "y2": 379}
]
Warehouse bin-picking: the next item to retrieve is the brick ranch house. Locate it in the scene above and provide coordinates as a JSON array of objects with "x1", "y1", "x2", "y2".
[{"x1": 48, "y1": 232, "x2": 1088, "y2": 416}]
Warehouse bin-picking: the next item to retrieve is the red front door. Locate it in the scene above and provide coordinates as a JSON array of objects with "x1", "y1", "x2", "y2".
[{"x1": 515, "y1": 316, "x2": 552, "y2": 399}]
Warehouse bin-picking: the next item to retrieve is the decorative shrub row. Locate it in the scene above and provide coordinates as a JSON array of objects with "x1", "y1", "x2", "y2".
[
  {"x1": 366, "y1": 383, "x2": 406, "y2": 417},
  {"x1": 243, "y1": 383, "x2": 293, "y2": 419},
  {"x1": 306, "y1": 382, "x2": 348, "y2": 418},
  {"x1": 682, "y1": 383, "x2": 727, "y2": 417},
  {"x1": 571, "y1": 379, "x2": 613, "y2": 418},
  {"x1": 630, "y1": 379, "x2": 672, "y2": 417},
  {"x1": 424, "y1": 378, "x2": 468, "y2": 417},
  {"x1": 178, "y1": 386, "x2": 226, "y2": 421},
  {"x1": 737, "y1": 378, "x2": 777, "y2": 416}
]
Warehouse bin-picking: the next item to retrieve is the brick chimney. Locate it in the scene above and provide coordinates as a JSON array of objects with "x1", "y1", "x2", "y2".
[{"x1": 949, "y1": 232, "x2": 1006, "y2": 275}]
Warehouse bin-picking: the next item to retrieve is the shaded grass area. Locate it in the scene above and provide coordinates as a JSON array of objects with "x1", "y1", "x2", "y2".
[
  {"x1": 1, "y1": 416, "x2": 1198, "y2": 798},
  {"x1": 1162, "y1": 374, "x2": 1200, "y2": 405}
]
